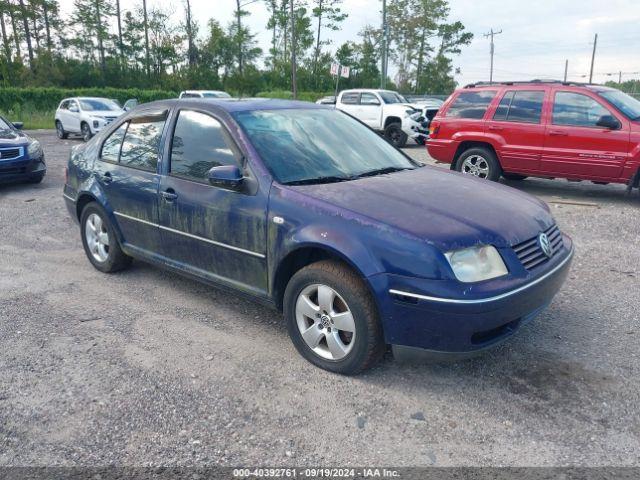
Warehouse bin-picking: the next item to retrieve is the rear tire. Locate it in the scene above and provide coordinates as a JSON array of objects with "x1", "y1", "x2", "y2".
[
  {"x1": 55, "y1": 121, "x2": 68, "y2": 139},
  {"x1": 503, "y1": 173, "x2": 528, "y2": 181},
  {"x1": 284, "y1": 260, "x2": 385, "y2": 375},
  {"x1": 384, "y1": 122, "x2": 408, "y2": 148},
  {"x1": 455, "y1": 147, "x2": 502, "y2": 181},
  {"x1": 80, "y1": 202, "x2": 132, "y2": 273}
]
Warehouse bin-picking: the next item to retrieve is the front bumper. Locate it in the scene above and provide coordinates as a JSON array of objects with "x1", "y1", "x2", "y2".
[
  {"x1": 0, "y1": 154, "x2": 46, "y2": 184},
  {"x1": 369, "y1": 241, "x2": 574, "y2": 354}
]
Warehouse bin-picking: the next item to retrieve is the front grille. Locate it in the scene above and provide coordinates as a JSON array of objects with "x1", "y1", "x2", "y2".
[
  {"x1": 0, "y1": 147, "x2": 23, "y2": 160},
  {"x1": 513, "y1": 224, "x2": 563, "y2": 271}
]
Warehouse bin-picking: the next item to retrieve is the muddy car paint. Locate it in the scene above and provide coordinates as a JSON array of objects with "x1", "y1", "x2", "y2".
[{"x1": 63, "y1": 98, "x2": 574, "y2": 354}]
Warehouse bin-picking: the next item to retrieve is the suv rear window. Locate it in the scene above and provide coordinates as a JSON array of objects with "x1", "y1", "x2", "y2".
[
  {"x1": 493, "y1": 90, "x2": 544, "y2": 123},
  {"x1": 446, "y1": 91, "x2": 497, "y2": 119}
]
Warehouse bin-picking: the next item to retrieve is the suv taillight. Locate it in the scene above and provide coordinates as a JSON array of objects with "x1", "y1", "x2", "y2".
[{"x1": 429, "y1": 121, "x2": 440, "y2": 138}]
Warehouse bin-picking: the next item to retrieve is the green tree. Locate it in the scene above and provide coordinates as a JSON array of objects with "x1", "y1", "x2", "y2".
[{"x1": 310, "y1": 0, "x2": 346, "y2": 80}]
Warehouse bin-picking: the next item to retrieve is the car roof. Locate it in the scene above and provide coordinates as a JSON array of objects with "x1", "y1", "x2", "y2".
[
  {"x1": 139, "y1": 98, "x2": 326, "y2": 113},
  {"x1": 341, "y1": 89, "x2": 398, "y2": 94},
  {"x1": 461, "y1": 80, "x2": 613, "y2": 91}
]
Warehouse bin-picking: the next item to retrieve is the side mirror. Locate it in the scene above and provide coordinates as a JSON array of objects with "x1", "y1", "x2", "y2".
[
  {"x1": 596, "y1": 115, "x2": 621, "y2": 130},
  {"x1": 12, "y1": 122, "x2": 23, "y2": 130},
  {"x1": 123, "y1": 99, "x2": 138, "y2": 111},
  {"x1": 207, "y1": 165, "x2": 244, "y2": 190}
]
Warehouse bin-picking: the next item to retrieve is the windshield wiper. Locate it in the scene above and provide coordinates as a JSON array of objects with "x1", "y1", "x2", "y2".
[
  {"x1": 283, "y1": 175, "x2": 353, "y2": 186},
  {"x1": 352, "y1": 166, "x2": 413, "y2": 179}
]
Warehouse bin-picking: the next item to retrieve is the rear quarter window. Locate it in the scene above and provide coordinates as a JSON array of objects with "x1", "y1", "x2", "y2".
[
  {"x1": 445, "y1": 90, "x2": 497, "y2": 119},
  {"x1": 341, "y1": 92, "x2": 360, "y2": 105}
]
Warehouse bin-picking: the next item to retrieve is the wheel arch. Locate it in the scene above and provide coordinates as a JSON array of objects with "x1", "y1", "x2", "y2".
[
  {"x1": 383, "y1": 116, "x2": 402, "y2": 129},
  {"x1": 452, "y1": 141, "x2": 501, "y2": 171},
  {"x1": 272, "y1": 244, "x2": 375, "y2": 312}
]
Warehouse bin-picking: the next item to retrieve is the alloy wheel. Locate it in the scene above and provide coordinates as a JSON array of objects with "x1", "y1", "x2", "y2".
[
  {"x1": 82, "y1": 124, "x2": 92, "y2": 142},
  {"x1": 295, "y1": 284, "x2": 356, "y2": 361},
  {"x1": 85, "y1": 213, "x2": 110, "y2": 263},
  {"x1": 461, "y1": 155, "x2": 490, "y2": 179}
]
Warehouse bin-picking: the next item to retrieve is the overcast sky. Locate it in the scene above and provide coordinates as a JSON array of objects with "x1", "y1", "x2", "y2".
[{"x1": 60, "y1": 0, "x2": 640, "y2": 89}]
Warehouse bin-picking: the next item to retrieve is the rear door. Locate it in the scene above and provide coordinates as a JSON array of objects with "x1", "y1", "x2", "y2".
[
  {"x1": 67, "y1": 100, "x2": 82, "y2": 132},
  {"x1": 485, "y1": 89, "x2": 547, "y2": 172},
  {"x1": 157, "y1": 108, "x2": 268, "y2": 295},
  {"x1": 93, "y1": 111, "x2": 167, "y2": 252},
  {"x1": 541, "y1": 90, "x2": 629, "y2": 178}
]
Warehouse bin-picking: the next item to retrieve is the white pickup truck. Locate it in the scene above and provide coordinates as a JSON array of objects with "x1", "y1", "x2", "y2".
[{"x1": 335, "y1": 89, "x2": 426, "y2": 147}]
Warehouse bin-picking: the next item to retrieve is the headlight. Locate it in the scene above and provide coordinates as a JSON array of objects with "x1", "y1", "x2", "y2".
[
  {"x1": 27, "y1": 140, "x2": 43, "y2": 158},
  {"x1": 445, "y1": 245, "x2": 508, "y2": 283}
]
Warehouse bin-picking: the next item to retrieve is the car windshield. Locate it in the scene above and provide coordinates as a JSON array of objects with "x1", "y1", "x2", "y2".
[
  {"x1": 202, "y1": 92, "x2": 231, "y2": 98},
  {"x1": 234, "y1": 109, "x2": 418, "y2": 185},
  {"x1": 378, "y1": 91, "x2": 408, "y2": 104},
  {"x1": 598, "y1": 90, "x2": 640, "y2": 120},
  {"x1": 79, "y1": 98, "x2": 121, "y2": 111}
]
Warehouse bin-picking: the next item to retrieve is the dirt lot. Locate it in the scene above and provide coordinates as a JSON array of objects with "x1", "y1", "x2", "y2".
[{"x1": 1, "y1": 130, "x2": 639, "y2": 467}]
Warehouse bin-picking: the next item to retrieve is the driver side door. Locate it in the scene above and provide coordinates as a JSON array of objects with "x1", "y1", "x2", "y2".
[
  {"x1": 541, "y1": 90, "x2": 630, "y2": 178},
  {"x1": 158, "y1": 109, "x2": 269, "y2": 296}
]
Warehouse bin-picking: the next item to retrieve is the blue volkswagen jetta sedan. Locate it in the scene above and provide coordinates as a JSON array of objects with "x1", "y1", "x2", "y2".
[
  {"x1": 0, "y1": 115, "x2": 46, "y2": 184},
  {"x1": 62, "y1": 98, "x2": 573, "y2": 374}
]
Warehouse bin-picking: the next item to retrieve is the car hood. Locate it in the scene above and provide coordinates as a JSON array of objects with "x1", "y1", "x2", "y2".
[
  {"x1": 85, "y1": 110, "x2": 125, "y2": 117},
  {"x1": 0, "y1": 128, "x2": 30, "y2": 146},
  {"x1": 289, "y1": 167, "x2": 554, "y2": 251}
]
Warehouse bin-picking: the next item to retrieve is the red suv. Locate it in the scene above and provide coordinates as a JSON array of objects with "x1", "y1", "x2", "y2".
[{"x1": 427, "y1": 81, "x2": 640, "y2": 190}]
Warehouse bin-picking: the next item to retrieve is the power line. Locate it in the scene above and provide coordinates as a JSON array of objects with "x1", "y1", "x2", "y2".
[{"x1": 483, "y1": 28, "x2": 502, "y2": 83}]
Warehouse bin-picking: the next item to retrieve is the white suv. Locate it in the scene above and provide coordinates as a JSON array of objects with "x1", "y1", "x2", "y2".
[
  {"x1": 335, "y1": 89, "x2": 424, "y2": 147},
  {"x1": 179, "y1": 90, "x2": 231, "y2": 99},
  {"x1": 55, "y1": 97, "x2": 126, "y2": 142}
]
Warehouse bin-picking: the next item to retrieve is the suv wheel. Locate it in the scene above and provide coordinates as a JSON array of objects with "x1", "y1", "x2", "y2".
[
  {"x1": 81, "y1": 123, "x2": 93, "y2": 142},
  {"x1": 284, "y1": 260, "x2": 385, "y2": 375},
  {"x1": 80, "y1": 203, "x2": 132, "y2": 273},
  {"x1": 384, "y1": 123, "x2": 408, "y2": 148},
  {"x1": 456, "y1": 147, "x2": 502, "y2": 181},
  {"x1": 55, "y1": 121, "x2": 68, "y2": 139}
]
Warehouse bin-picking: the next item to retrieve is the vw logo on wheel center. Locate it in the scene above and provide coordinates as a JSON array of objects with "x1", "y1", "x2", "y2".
[{"x1": 539, "y1": 233, "x2": 553, "y2": 258}]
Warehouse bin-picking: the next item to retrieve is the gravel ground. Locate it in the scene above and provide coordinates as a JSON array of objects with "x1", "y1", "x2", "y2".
[{"x1": 0, "y1": 131, "x2": 639, "y2": 467}]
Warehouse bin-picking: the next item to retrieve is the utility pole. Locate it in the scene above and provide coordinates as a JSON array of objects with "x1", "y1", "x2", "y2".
[
  {"x1": 290, "y1": 0, "x2": 297, "y2": 99},
  {"x1": 588, "y1": 33, "x2": 597, "y2": 84},
  {"x1": 483, "y1": 28, "x2": 502, "y2": 83},
  {"x1": 380, "y1": 0, "x2": 388, "y2": 89},
  {"x1": 563, "y1": 59, "x2": 568, "y2": 82},
  {"x1": 619, "y1": 71, "x2": 622, "y2": 84}
]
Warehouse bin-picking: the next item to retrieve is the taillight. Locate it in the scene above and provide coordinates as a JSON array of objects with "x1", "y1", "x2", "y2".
[{"x1": 429, "y1": 122, "x2": 440, "y2": 138}]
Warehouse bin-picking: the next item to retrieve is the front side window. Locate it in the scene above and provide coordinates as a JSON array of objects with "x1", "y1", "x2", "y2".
[
  {"x1": 170, "y1": 110, "x2": 238, "y2": 182},
  {"x1": 101, "y1": 123, "x2": 128, "y2": 163},
  {"x1": 360, "y1": 93, "x2": 380, "y2": 105},
  {"x1": 119, "y1": 117, "x2": 165, "y2": 171},
  {"x1": 493, "y1": 90, "x2": 544, "y2": 123},
  {"x1": 552, "y1": 92, "x2": 611, "y2": 127},
  {"x1": 446, "y1": 91, "x2": 497, "y2": 119},
  {"x1": 233, "y1": 109, "x2": 417, "y2": 185}
]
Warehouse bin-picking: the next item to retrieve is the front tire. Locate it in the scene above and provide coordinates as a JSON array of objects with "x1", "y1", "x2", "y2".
[
  {"x1": 55, "y1": 121, "x2": 68, "y2": 139},
  {"x1": 284, "y1": 260, "x2": 385, "y2": 375},
  {"x1": 455, "y1": 147, "x2": 502, "y2": 181},
  {"x1": 384, "y1": 122, "x2": 408, "y2": 148},
  {"x1": 80, "y1": 202, "x2": 132, "y2": 273},
  {"x1": 81, "y1": 122, "x2": 93, "y2": 142}
]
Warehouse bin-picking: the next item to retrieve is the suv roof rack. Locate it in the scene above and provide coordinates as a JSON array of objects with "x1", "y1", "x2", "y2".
[{"x1": 463, "y1": 79, "x2": 598, "y2": 88}]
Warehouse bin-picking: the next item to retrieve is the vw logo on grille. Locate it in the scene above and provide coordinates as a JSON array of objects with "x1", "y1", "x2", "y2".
[{"x1": 538, "y1": 233, "x2": 553, "y2": 258}]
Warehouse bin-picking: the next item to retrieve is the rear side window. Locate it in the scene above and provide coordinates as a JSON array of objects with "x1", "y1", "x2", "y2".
[
  {"x1": 446, "y1": 91, "x2": 497, "y2": 119},
  {"x1": 341, "y1": 92, "x2": 360, "y2": 105},
  {"x1": 170, "y1": 110, "x2": 238, "y2": 182},
  {"x1": 101, "y1": 123, "x2": 128, "y2": 163},
  {"x1": 493, "y1": 90, "x2": 544, "y2": 123},
  {"x1": 553, "y1": 92, "x2": 611, "y2": 127},
  {"x1": 119, "y1": 117, "x2": 166, "y2": 171}
]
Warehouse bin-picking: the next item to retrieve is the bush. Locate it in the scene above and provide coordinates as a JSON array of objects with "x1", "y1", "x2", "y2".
[{"x1": 0, "y1": 87, "x2": 177, "y2": 112}]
